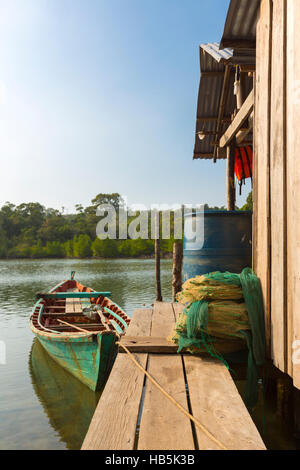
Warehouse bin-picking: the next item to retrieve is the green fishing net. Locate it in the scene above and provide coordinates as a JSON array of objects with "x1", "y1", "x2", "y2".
[{"x1": 173, "y1": 267, "x2": 266, "y2": 408}]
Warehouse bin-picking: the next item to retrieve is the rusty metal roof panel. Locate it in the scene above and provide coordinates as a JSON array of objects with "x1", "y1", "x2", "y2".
[{"x1": 220, "y1": 0, "x2": 260, "y2": 50}]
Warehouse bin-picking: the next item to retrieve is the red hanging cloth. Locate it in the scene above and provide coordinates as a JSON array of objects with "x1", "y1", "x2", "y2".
[{"x1": 234, "y1": 146, "x2": 253, "y2": 195}]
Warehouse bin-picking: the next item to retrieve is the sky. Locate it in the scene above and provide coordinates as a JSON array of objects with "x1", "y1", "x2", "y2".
[{"x1": 0, "y1": 0, "x2": 251, "y2": 213}]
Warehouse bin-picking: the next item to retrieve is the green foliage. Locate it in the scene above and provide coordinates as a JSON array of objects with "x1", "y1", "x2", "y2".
[
  {"x1": 73, "y1": 235, "x2": 93, "y2": 258},
  {"x1": 0, "y1": 194, "x2": 179, "y2": 259},
  {"x1": 240, "y1": 192, "x2": 253, "y2": 212},
  {"x1": 45, "y1": 241, "x2": 65, "y2": 258},
  {"x1": 204, "y1": 203, "x2": 226, "y2": 211}
]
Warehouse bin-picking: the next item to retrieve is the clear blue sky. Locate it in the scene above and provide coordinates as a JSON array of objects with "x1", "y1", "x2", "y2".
[{"x1": 0, "y1": 0, "x2": 251, "y2": 212}]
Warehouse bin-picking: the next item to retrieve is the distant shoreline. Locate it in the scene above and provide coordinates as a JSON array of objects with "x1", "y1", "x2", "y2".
[{"x1": 0, "y1": 253, "x2": 173, "y2": 261}]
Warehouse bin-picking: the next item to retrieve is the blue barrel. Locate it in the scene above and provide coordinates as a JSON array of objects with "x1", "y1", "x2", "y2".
[{"x1": 183, "y1": 211, "x2": 252, "y2": 281}]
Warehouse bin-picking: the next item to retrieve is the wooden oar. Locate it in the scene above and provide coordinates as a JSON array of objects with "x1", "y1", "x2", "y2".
[{"x1": 57, "y1": 319, "x2": 91, "y2": 334}]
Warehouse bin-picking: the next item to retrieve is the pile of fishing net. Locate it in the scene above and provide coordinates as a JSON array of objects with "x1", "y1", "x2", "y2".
[{"x1": 173, "y1": 268, "x2": 266, "y2": 407}]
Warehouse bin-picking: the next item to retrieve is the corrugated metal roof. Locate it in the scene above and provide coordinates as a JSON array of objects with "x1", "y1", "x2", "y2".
[
  {"x1": 220, "y1": 0, "x2": 260, "y2": 50},
  {"x1": 200, "y1": 43, "x2": 233, "y2": 63},
  {"x1": 193, "y1": 43, "x2": 253, "y2": 160}
]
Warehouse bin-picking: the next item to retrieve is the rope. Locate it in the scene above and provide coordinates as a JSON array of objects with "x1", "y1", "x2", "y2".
[
  {"x1": 53, "y1": 318, "x2": 228, "y2": 450},
  {"x1": 117, "y1": 341, "x2": 228, "y2": 451}
]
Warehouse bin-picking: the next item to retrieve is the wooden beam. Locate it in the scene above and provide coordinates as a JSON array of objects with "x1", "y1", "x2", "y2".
[
  {"x1": 240, "y1": 64, "x2": 256, "y2": 73},
  {"x1": 227, "y1": 143, "x2": 236, "y2": 211},
  {"x1": 236, "y1": 71, "x2": 247, "y2": 111},
  {"x1": 197, "y1": 116, "x2": 231, "y2": 123},
  {"x1": 220, "y1": 90, "x2": 254, "y2": 148},
  {"x1": 220, "y1": 39, "x2": 256, "y2": 50},
  {"x1": 236, "y1": 113, "x2": 254, "y2": 145},
  {"x1": 253, "y1": 0, "x2": 272, "y2": 358},
  {"x1": 213, "y1": 65, "x2": 232, "y2": 161}
]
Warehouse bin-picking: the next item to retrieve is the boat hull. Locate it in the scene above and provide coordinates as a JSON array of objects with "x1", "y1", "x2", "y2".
[{"x1": 36, "y1": 331, "x2": 117, "y2": 391}]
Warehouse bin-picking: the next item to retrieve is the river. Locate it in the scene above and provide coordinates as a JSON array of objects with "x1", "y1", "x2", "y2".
[{"x1": 0, "y1": 258, "x2": 172, "y2": 450}]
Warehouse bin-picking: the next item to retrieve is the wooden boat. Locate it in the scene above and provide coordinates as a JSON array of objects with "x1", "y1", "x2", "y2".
[{"x1": 30, "y1": 274, "x2": 130, "y2": 391}]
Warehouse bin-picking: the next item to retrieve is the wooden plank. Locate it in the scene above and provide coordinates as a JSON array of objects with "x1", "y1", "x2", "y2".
[
  {"x1": 138, "y1": 302, "x2": 194, "y2": 450},
  {"x1": 119, "y1": 336, "x2": 178, "y2": 353},
  {"x1": 65, "y1": 298, "x2": 75, "y2": 314},
  {"x1": 286, "y1": 0, "x2": 300, "y2": 386},
  {"x1": 253, "y1": 0, "x2": 272, "y2": 355},
  {"x1": 270, "y1": 0, "x2": 287, "y2": 373},
  {"x1": 172, "y1": 302, "x2": 185, "y2": 321},
  {"x1": 219, "y1": 90, "x2": 254, "y2": 148},
  {"x1": 73, "y1": 298, "x2": 82, "y2": 314},
  {"x1": 236, "y1": 113, "x2": 253, "y2": 145},
  {"x1": 183, "y1": 356, "x2": 266, "y2": 450},
  {"x1": 82, "y1": 309, "x2": 153, "y2": 450}
]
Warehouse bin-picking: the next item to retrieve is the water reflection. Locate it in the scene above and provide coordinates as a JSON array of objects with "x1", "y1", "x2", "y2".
[{"x1": 29, "y1": 339, "x2": 101, "y2": 450}]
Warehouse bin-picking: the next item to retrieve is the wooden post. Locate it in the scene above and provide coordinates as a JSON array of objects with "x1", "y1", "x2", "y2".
[
  {"x1": 155, "y1": 211, "x2": 162, "y2": 302},
  {"x1": 172, "y1": 241, "x2": 183, "y2": 302},
  {"x1": 236, "y1": 69, "x2": 247, "y2": 111},
  {"x1": 227, "y1": 143, "x2": 236, "y2": 210}
]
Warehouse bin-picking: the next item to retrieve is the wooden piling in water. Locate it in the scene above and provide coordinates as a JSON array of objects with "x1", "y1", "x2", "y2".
[
  {"x1": 172, "y1": 241, "x2": 183, "y2": 302},
  {"x1": 154, "y1": 211, "x2": 162, "y2": 302}
]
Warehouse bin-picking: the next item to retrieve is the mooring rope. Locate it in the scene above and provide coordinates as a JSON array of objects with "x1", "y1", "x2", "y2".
[
  {"x1": 116, "y1": 340, "x2": 228, "y2": 451},
  {"x1": 53, "y1": 318, "x2": 228, "y2": 450}
]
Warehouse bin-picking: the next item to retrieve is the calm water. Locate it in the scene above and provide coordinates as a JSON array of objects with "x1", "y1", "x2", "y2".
[
  {"x1": 0, "y1": 258, "x2": 299, "y2": 450},
  {"x1": 0, "y1": 258, "x2": 173, "y2": 450}
]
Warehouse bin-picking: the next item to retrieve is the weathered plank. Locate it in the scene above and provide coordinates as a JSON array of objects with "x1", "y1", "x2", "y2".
[
  {"x1": 270, "y1": 0, "x2": 287, "y2": 373},
  {"x1": 172, "y1": 302, "x2": 185, "y2": 321},
  {"x1": 138, "y1": 302, "x2": 194, "y2": 450},
  {"x1": 81, "y1": 309, "x2": 152, "y2": 450},
  {"x1": 286, "y1": 0, "x2": 300, "y2": 386},
  {"x1": 73, "y1": 298, "x2": 82, "y2": 314},
  {"x1": 253, "y1": 0, "x2": 273, "y2": 355},
  {"x1": 183, "y1": 356, "x2": 266, "y2": 450},
  {"x1": 119, "y1": 336, "x2": 178, "y2": 353},
  {"x1": 65, "y1": 298, "x2": 75, "y2": 314},
  {"x1": 219, "y1": 90, "x2": 254, "y2": 148}
]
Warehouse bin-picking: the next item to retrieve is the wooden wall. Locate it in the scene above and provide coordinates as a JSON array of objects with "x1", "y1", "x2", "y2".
[{"x1": 254, "y1": 0, "x2": 300, "y2": 387}]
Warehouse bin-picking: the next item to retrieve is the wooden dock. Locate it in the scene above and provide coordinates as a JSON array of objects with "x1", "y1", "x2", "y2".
[{"x1": 82, "y1": 302, "x2": 266, "y2": 450}]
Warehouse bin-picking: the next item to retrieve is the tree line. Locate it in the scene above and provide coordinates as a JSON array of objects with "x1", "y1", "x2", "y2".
[{"x1": 0, "y1": 192, "x2": 252, "y2": 259}]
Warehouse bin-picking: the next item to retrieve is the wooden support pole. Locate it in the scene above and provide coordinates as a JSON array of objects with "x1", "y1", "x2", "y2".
[
  {"x1": 154, "y1": 211, "x2": 162, "y2": 302},
  {"x1": 236, "y1": 70, "x2": 247, "y2": 111},
  {"x1": 227, "y1": 143, "x2": 236, "y2": 211},
  {"x1": 172, "y1": 241, "x2": 183, "y2": 302}
]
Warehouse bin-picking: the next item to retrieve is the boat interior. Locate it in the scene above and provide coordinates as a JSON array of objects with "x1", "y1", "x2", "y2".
[{"x1": 31, "y1": 280, "x2": 130, "y2": 335}]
